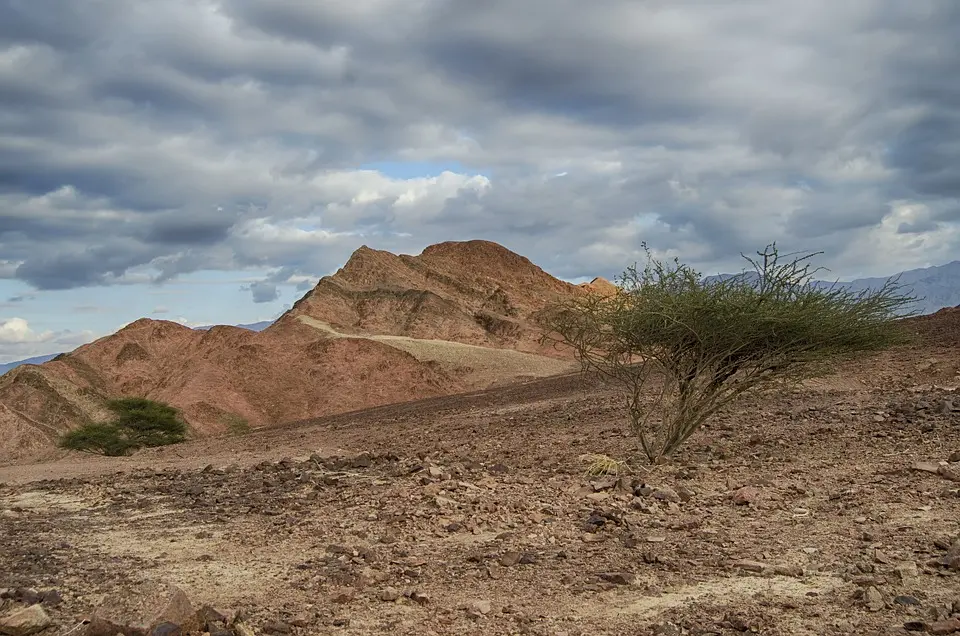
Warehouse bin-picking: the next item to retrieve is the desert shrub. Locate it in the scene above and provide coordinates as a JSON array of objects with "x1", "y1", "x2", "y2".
[
  {"x1": 59, "y1": 397, "x2": 187, "y2": 456},
  {"x1": 542, "y1": 244, "x2": 914, "y2": 464},
  {"x1": 222, "y1": 413, "x2": 252, "y2": 436}
]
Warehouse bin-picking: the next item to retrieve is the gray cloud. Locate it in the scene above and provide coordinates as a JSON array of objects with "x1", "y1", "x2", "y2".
[
  {"x1": 0, "y1": 0, "x2": 958, "y2": 295},
  {"x1": 246, "y1": 281, "x2": 280, "y2": 304}
]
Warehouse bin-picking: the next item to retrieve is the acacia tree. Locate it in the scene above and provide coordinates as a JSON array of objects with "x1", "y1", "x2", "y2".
[
  {"x1": 60, "y1": 397, "x2": 187, "y2": 456},
  {"x1": 542, "y1": 244, "x2": 914, "y2": 464}
]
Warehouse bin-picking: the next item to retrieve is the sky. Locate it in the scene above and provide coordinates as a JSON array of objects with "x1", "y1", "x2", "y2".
[{"x1": 1, "y1": 1, "x2": 959, "y2": 362}]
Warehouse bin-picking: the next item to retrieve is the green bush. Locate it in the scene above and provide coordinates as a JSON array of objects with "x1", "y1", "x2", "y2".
[
  {"x1": 59, "y1": 397, "x2": 187, "y2": 456},
  {"x1": 222, "y1": 413, "x2": 252, "y2": 436},
  {"x1": 541, "y1": 244, "x2": 915, "y2": 464}
]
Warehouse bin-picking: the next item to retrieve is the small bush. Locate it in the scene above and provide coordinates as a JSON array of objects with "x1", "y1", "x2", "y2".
[
  {"x1": 59, "y1": 397, "x2": 187, "y2": 456},
  {"x1": 222, "y1": 413, "x2": 252, "y2": 436}
]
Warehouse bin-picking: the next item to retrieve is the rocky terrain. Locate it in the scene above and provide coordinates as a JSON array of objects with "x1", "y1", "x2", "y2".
[
  {"x1": 1, "y1": 308, "x2": 959, "y2": 635},
  {"x1": 0, "y1": 241, "x2": 585, "y2": 464}
]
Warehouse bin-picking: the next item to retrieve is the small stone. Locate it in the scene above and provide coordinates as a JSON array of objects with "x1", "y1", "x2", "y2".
[
  {"x1": 912, "y1": 462, "x2": 940, "y2": 474},
  {"x1": 903, "y1": 621, "x2": 927, "y2": 632},
  {"x1": 196, "y1": 605, "x2": 227, "y2": 630},
  {"x1": 469, "y1": 600, "x2": 492, "y2": 615},
  {"x1": 262, "y1": 621, "x2": 292, "y2": 634},
  {"x1": 591, "y1": 477, "x2": 618, "y2": 491},
  {"x1": 39, "y1": 590, "x2": 62, "y2": 607},
  {"x1": 773, "y1": 564, "x2": 804, "y2": 577},
  {"x1": 0, "y1": 604, "x2": 53, "y2": 636},
  {"x1": 938, "y1": 466, "x2": 960, "y2": 482},
  {"x1": 732, "y1": 486, "x2": 760, "y2": 505},
  {"x1": 598, "y1": 572, "x2": 634, "y2": 585},
  {"x1": 518, "y1": 553, "x2": 537, "y2": 565},
  {"x1": 646, "y1": 536, "x2": 666, "y2": 543},
  {"x1": 651, "y1": 487, "x2": 680, "y2": 503},
  {"x1": 330, "y1": 589, "x2": 355, "y2": 604},
  {"x1": 234, "y1": 622, "x2": 256, "y2": 636},
  {"x1": 949, "y1": 451, "x2": 960, "y2": 463},
  {"x1": 350, "y1": 453, "x2": 372, "y2": 468},
  {"x1": 410, "y1": 591, "x2": 430, "y2": 605},
  {"x1": 675, "y1": 485, "x2": 695, "y2": 502},
  {"x1": 864, "y1": 586, "x2": 885, "y2": 612},
  {"x1": 379, "y1": 587, "x2": 400, "y2": 602},
  {"x1": 928, "y1": 618, "x2": 960, "y2": 635},
  {"x1": 428, "y1": 466, "x2": 444, "y2": 478},
  {"x1": 733, "y1": 560, "x2": 767, "y2": 573},
  {"x1": 499, "y1": 551, "x2": 522, "y2": 567},
  {"x1": 894, "y1": 595, "x2": 921, "y2": 606},
  {"x1": 150, "y1": 622, "x2": 181, "y2": 636}
]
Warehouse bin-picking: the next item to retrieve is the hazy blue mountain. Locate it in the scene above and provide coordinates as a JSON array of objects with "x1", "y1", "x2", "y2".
[
  {"x1": 708, "y1": 261, "x2": 960, "y2": 316},
  {"x1": 0, "y1": 320, "x2": 275, "y2": 375},
  {"x1": 0, "y1": 353, "x2": 59, "y2": 375},
  {"x1": 194, "y1": 320, "x2": 273, "y2": 332}
]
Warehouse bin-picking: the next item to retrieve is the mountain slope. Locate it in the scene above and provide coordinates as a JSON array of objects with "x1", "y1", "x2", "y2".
[{"x1": 284, "y1": 240, "x2": 582, "y2": 355}]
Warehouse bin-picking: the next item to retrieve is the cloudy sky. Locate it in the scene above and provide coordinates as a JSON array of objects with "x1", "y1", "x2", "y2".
[{"x1": 1, "y1": 0, "x2": 958, "y2": 362}]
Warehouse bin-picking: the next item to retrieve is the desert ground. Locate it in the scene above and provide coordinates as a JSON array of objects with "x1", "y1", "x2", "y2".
[{"x1": 2, "y1": 311, "x2": 960, "y2": 636}]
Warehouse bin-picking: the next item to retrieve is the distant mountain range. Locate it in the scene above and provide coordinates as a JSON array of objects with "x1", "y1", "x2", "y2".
[
  {"x1": 708, "y1": 260, "x2": 960, "y2": 316},
  {"x1": 0, "y1": 320, "x2": 274, "y2": 374},
  {"x1": 0, "y1": 354, "x2": 60, "y2": 375}
]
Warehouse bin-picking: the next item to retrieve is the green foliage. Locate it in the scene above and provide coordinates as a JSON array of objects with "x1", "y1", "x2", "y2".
[
  {"x1": 542, "y1": 244, "x2": 915, "y2": 464},
  {"x1": 59, "y1": 423, "x2": 138, "y2": 457},
  {"x1": 59, "y1": 397, "x2": 187, "y2": 456},
  {"x1": 222, "y1": 413, "x2": 252, "y2": 436}
]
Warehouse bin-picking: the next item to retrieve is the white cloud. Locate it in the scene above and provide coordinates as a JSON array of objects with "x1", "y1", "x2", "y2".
[
  {"x1": 0, "y1": 318, "x2": 97, "y2": 363},
  {"x1": 0, "y1": 318, "x2": 54, "y2": 344}
]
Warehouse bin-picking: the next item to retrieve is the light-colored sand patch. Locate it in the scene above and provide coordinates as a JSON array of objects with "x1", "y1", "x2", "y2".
[
  {"x1": 2, "y1": 490, "x2": 104, "y2": 512},
  {"x1": 590, "y1": 573, "x2": 844, "y2": 620},
  {"x1": 296, "y1": 315, "x2": 575, "y2": 387}
]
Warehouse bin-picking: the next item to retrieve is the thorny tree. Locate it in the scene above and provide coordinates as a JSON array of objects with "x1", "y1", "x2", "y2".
[{"x1": 541, "y1": 244, "x2": 915, "y2": 464}]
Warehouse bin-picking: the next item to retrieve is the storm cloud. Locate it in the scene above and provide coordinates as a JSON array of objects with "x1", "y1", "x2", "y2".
[{"x1": 1, "y1": 0, "x2": 958, "y2": 294}]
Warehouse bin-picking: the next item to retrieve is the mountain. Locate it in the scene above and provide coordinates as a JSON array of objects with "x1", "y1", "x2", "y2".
[
  {"x1": 708, "y1": 261, "x2": 960, "y2": 315},
  {"x1": 194, "y1": 320, "x2": 273, "y2": 332},
  {"x1": 0, "y1": 321, "x2": 275, "y2": 376},
  {"x1": 286, "y1": 240, "x2": 578, "y2": 356},
  {"x1": 0, "y1": 241, "x2": 583, "y2": 463},
  {"x1": 829, "y1": 261, "x2": 960, "y2": 315},
  {"x1": 0, "y1": 354, "x2": 59, "y2": 375}
]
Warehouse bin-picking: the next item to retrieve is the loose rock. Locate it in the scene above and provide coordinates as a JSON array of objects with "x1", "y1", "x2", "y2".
[
  {"x1": 732, "y1": 486, "x2": 760, "y2": 505},
  {"x1": 864, "y1": 586, "x2": 885, "y2": 612},
  {"x1": 928, "y1": 617, "x2": 960, "y2": 635},
  {"x1": 598, "y1": 572, "x2": 634, "y2": 585},
  {"x1": 0, "y1": 604, "x2": 53, "y2": 636},
  {"x1": 651, "y1": 487, "x2": 680, "y2": 503}
]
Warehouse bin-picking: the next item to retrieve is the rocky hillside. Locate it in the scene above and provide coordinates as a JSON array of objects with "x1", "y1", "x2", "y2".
[
  {"x1": 284, "y1": 240, "x2": 583, "y2": 356},
  {"x1": 0, "y1": 241, "x2": 584, "y2": 464}
]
